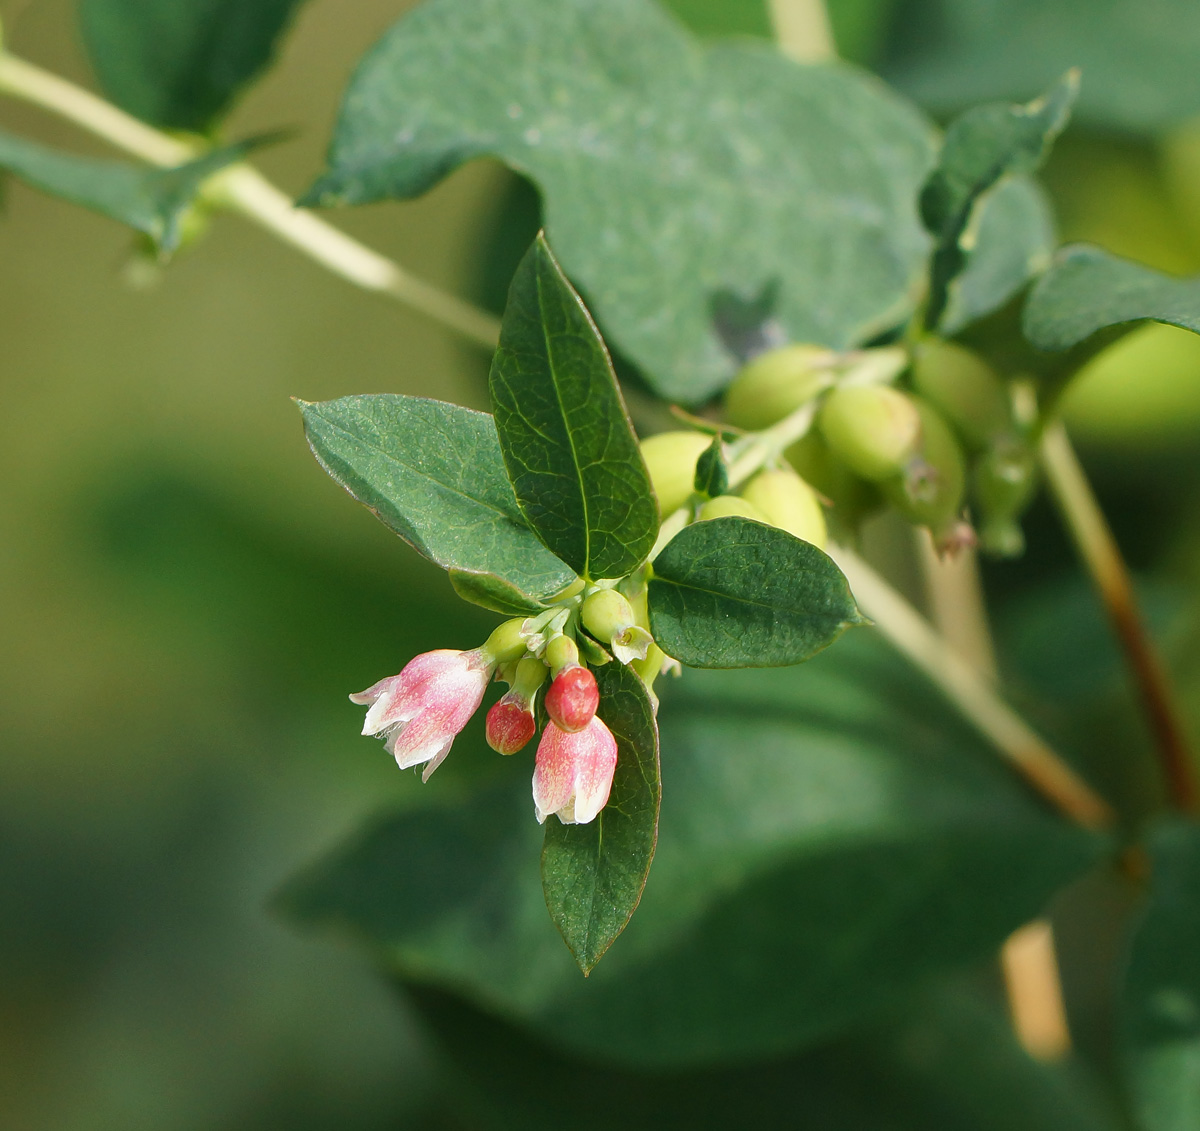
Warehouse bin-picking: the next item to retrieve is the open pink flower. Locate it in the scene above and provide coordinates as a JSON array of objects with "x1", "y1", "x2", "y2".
[
  {"x1": 533, "y1": 716, "x2": 618, "y2": 825},
  {"x1": 350, "y1": 649, "x2": 492, "y2": 780}
]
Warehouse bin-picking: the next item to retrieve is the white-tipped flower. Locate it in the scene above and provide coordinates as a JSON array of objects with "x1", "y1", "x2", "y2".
[
  {"x1": 350, "y1": 648, "x2": 493, "y2": 781},
  {"x1": 533, "y1": 716, "x2": 619, "y2": 825}
]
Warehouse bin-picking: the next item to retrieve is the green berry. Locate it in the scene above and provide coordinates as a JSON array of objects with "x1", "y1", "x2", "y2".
[
  {"x1": 639, "y1": 431, "x2": 711, "y2": 516},
  {"x1": 724, "y1": 344, "x2": 834, "y2": 431},
  {"x1": 697, "y1": 494, "x2": 769, "y2": 523},
  {"x1": 785, "y1": 431, "x2": 883, "y2": 530},
  {"x1": 911, "y1": 339, "x2": 1013, "y2": 451},
  {"x1": 818, "y1": 385, "x2": 922, "y2": 481},
  {"x1": 741, "y1": 468, "x2": 827, "y2": 548},
  {"x1": 973, "y1": 443, "x2": 1037, "y2": 559},
  {"x1": 482, "y1": 617, "x2": 530, "y2": 664},
  {"x1": 581, "y1": 589, "x2": 636, "y2": 642},
  {"x1": 881, "y1": 397, "x2": 966, "y2": 535}
]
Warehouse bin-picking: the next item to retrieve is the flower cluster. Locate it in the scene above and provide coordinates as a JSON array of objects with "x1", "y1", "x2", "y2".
[{"x1": 350, "y1": 587, "x2": 655, "y2": 826}]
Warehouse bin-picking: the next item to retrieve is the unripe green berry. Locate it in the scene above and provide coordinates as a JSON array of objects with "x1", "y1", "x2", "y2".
[
  {"x1": 482, "y1": 617, "x2": 530, "y2": 664},
  {"x1": 698, "y1": 494, "x2": 769, "y2": 523},
  {"x1": 581, "y1": 589, "x2": 636, "y2": 642},
  {"x1": 911, "y1": 339, "x2": 1013, "y2": 451},
  {"x1": 741, "y1": 468, "x2": 827, "y2": 548},
  {"x1": 544, "y1": 633, "x2": 579, "y2": 676},
  {"x1": 785, "y1": 431, "x2": 883, "y2": 530},
  {"x1": 724, "y1": 344, "x2": 833, "y2": 431},
  {"x1": 974, "y1": 443, "x2": 1037, "y2": 559},
  {"x1": 639, "y1": 431, "x2": 711, "y2": 516},
  {"x1": 818, "y1": 385, "x2": 922, "y2": 481},
  {"x1": 881, "y1": 398, "x2": 966, "y2": 534}
]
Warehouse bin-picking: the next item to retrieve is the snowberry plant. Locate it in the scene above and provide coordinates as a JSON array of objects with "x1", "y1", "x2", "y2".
[{"x1": 5, "y1": 0, "x2": 1200, "y2": 1124}]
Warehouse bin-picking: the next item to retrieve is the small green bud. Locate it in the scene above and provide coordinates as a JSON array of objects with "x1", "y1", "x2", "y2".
[
  {"x1": 785, "y1": 431, "x2": 883, "y2": 530},
  {"x1": 693, "y1": 435, "x2": 729, "y2": 498},
  {"x1": 639, "y1": 431, "x2": 712, "y2": 516},
  {"x1": 881, "y1": 397, "x2": 966, "y2": 536},
  {"x1": 911, "y1": 339, "x2": 1012, "y2": 451},
  {"x1": 818, "y1": 385, "x2": 922, "y2": 482},
  {"x1": 511, "y1": 655, "x2": 550, "y2": 698},
  {"x1": 482, "y1": 617, "x2": 530, "y2": 664},
  {"x1": 724, "y1": 344, "x2": 834, "y2": 431},
  {"x1": 741, "y1": 468, "x2": 827, "y2": 548},
  {"x1": 973, "y1": 443, "x2": 1037, "y2": 559},
  {"x1": 544, "y1": 633, "x2": 580, "y2": 676},
  {"x1": 698, "y1": 494, "x2": 769, "y2": 523}
]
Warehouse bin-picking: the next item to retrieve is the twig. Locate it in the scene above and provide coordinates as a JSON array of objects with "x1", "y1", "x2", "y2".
[
  {"x1": 1040, "y1": 420, "x2": 1199, "y2": 814},
  {"x1": 833, "y1": 543, "x2": 1114, "y2": 829},
  {"x1": 0, "y1": 51, "x2": 502, "y2": 350}
]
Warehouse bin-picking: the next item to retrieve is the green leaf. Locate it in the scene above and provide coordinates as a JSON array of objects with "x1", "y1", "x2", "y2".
[
  {"x1": 489, "y1": 235, "x2": 658, "y2": 580},
  {"x1": 921, "y1": 72, "x2": 1076, "y2": 329},
  {"x1": 0, "y1": 131, "x2": 254, "y2": 254},
  {"x1": 448, "y1": 570, "x2": 549, "y2": 616},
  {"x1": 940, "y1": 175, "x2": 1056, "y2": 335},
  {"x1": 417, "y1": 980, "x2": 1121, "y2": 1131},
  {"x1": 304, "y1": 0, "x2": 936, "y2": 402},
  {"x1": 282, "y1": 629, "x2": 1103, "y2": 1066},
  {"x1": 692, "y1": 435, "x2": 729, "y2": 498},
  {"x1": 647, "y1": 516, "x2": 863, "y2": 667},
  {"x1": 78, "y1": 0, "x2": 309, "y2": 131},
  {"x1": 1023, "y1": 245, "x2": 1200, "y2": 353},
  {"x1": 542, "y1": 662, "x2": 660, "y2": 974},
  {"x1": 1120, "y1": 818, "x2": 1200, "y2": 1131},
  {"x1": 882, "y1": 0, "x2": 1200, "y2": 136},
  {"x1": 298, "y1": 394, "x2": 577, "y2": 603}
]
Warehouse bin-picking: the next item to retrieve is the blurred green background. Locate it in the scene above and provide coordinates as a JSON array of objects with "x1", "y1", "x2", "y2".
[{"x1": 3, "y1": 0, "x2": 1200, "y2": 1128}]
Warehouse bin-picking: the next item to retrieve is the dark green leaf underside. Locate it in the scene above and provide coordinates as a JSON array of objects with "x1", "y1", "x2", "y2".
[
  {"x1": 281, "y1": 629, "x2": 1102, "y2": 1067},
  {"x1": 490, "y1": 235, "x2": 658, "y2": 579},
  {"x1": 299, "y1": 394, "x2": 576, "y2": 602},
  {"x1": 1024, "y1": 245, "x2": 1200, "y2": 353},
  {"x1": 541, "y1": 662, "x2": 660, "y2": 973},
  {"x1": 78, "y1": 0, "x2": 309, "y2": 131},
  {"x1": 305, "y1": 0, "x2": 936, "y2": 401},
  {"x1": 648, "y1": 516, "x2": 863, "y2": 668}
]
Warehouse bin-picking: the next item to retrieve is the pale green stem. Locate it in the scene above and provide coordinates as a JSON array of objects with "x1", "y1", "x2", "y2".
[
  {"x1": 768, "y1": 0, "x2": 836, "y2": 63},
  {"x1": 0, "y1": 51, "x2": 502, "y2": 349},
  {"x1": 727, "y1": 401, "x2": 819, "y2": 489},
  {"x1": 833, "y1": 543, "x2": 1114, "y2": 829}
]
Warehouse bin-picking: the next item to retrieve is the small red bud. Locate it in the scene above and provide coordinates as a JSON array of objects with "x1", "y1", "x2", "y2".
[
  {"x1": 544, "y1": 666, "x2": 599, "y2": 734},
  {"x1": 486, "y1": 695, "x2": 537, "y2": 754}
]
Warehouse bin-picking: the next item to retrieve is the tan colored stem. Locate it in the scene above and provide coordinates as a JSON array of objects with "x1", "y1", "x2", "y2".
[
  {"x1": 917, "y1": 536, "x2": 1072, "y2": 1062},
  {"x1": 834, "y1": 543, "x2": 1113, "y2": 829},
  {"x1": 1040, "y1": 420, "x2": 1199, "y2": 814},
  {"x1": 768, "y1": 0, "x2": 836, "y2": 63},
  {"x1": 0, "y1": 51, "x2": 502, "y2": 349}
]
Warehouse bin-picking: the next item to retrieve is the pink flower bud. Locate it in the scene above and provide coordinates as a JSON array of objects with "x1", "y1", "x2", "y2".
[
  {"x1": 533, "y1": 716, "x2": 618, "y2": 825},
  {"x1": 544, "y1": 665, "x2": 599, "y2": 733},
  {"x1": 486, "y1": 694, "x2": 537, "y2": 755},
  {"x1": 349, "y1": 648, "x2": 492, "y2": 781}
]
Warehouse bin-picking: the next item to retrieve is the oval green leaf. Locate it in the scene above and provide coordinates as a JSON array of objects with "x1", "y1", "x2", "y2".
[
  {"x1": 490, "y1": 234, "x2": 658, "y2": 580},
  {"x1": 303, "y1": 0, "x2": 936, "y2": 402},
  {"x1": 299, "y1": 394, "x2": 576, "y2": 602},
  {"x1": 648, "y1": 516, "x2": 864, "y2": 667},
  {"x1": 541, "y1": 662, "x2": 660, "y2": 974}
]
